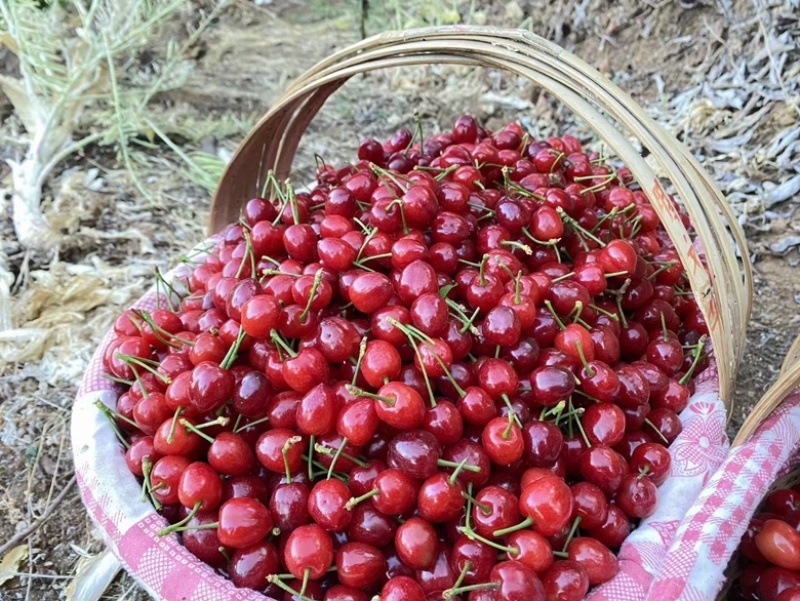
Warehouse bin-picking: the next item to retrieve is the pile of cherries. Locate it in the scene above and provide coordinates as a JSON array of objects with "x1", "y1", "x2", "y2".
[
  {"x1": 101, "y1": 115, "x2": 712, "y2": 601},
  {"x1": 733, "y1": 477, "x2": 800, "y2": 601}
]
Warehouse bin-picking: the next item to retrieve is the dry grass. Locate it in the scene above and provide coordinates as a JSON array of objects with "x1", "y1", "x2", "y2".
[{"x1": 0, "y1": 0, "x2": 798, "y2": 599}]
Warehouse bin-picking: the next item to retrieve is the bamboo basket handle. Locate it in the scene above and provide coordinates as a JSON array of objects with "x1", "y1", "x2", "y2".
[
  {"x1": 210, "y1": 26, "x2": 751, "y2": 405},
  {"x1": 732, "y1": 332, "x2": 800, "y2": 447}
]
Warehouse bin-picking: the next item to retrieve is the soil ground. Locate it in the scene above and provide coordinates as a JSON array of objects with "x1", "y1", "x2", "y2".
[{"x1": 0, "y1": 0, "x2": 798, "y2": 599}]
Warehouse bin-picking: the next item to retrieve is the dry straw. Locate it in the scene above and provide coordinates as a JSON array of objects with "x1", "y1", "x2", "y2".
[{"x1": 209, "y1": 26, "x2": 752, "y2": 405}]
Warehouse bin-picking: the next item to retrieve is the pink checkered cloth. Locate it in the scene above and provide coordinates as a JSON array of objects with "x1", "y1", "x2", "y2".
[
  {"x1": 71, "y1": 236, "x2": 736, "y2": 601},
  {"x1": 644, "y1": 392, "x2": 800, "y2": 600}
]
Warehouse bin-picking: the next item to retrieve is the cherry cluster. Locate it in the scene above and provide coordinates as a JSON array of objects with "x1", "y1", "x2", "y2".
[
  {"x1": 101, "y1": 115, "x2": 712, "y2": 601},
  {"x1": 734, "y1": 480, "x2": 800, "y2": 601}
]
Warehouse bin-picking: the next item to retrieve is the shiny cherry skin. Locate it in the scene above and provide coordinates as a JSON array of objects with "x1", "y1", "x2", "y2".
[
  {"x1": 284, "y1": 524, "x2": 334, "y2": 580},
  {"x1": 217, "y1": 497, "x2": 274, "y2": 549},
  {"x1": 541, "y1": 560, "x2": 590, "y2": 601},
  {"x1": 395, "y1": 517, "x2": 438, "y2": 570},
  {"x1": 567, "y1": 537, "x2": 618, "y2": 585},
  {"x1": 229, "y1": 540, "x2": 280, "y2": 590},
  {"x1": 335, "y1": 541, "x2": 386, "y2": 589}
]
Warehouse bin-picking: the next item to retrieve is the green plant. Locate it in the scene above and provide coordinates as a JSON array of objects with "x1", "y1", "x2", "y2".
[{"x1": 0, "y1": 0, "x2": 226, "y2": 252}]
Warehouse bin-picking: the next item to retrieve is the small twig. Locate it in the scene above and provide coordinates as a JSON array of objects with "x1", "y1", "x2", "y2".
[{"x1": 0, "y1": 475, "x2": 77, "y2": 556}]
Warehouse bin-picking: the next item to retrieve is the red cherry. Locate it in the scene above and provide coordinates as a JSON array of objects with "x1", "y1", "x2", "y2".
[
  {"x1": 379, "y1": 576, "x2": 426, "y2": 601},
  {"x1": 335, "y1": 542, "x2": 386, "y2": 589},
  {"x1": 217, "y1": 497, "x2": 273, "y2": 549},
  {"x1": 519, "y1": 474, "x2": 573, "y2": 537},
  {"x1": 395, "y1": 517, "x2": 438, "y2": 570},
  {"x1": 228, "y1": 540, "x2": 280, "y2": 590},
  {"x1": 308, "y1": 478, "x2": 353, "y2": 532},
  {"x1": 284, "y1": 523, "x2": 334, "y2": 580},
  {"x1": 178, "y1": 461, "x2": 223, "y2": 511}
]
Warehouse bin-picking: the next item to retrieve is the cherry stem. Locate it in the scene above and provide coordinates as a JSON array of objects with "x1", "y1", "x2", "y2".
[
  {"x1": 346, "y1": 488, "x2": 380, "y2": 510},
  {"x1": 560, "y1": 516, "x2": 583, "y2": 553},
  {"x1": 300, "y1": 568, "x2": 310, "y2": 596},
  {"x1": 445, "y1": 299, "x2": 480, "y2": 335},
  {"x1": 351, "y1": 337, "x2": 368, "y2": 387},
  {"x1": 285, "y1": 181, "x2": 300, "y2": 226},
  {"x1": 661, "y1": 311, "x2": 669, "y2": 343},
  {"x1": 471, "y1": 206, "x2": 496, "y2": 222},
  {"x1": 438, "y1": 458, "x2": 481, "y2": 474},
  {"x1": 299, "y1": 270, "x2": 323, "y2": 323},
  {"x1": 385, "y1": 318, "x2": 452, "y2": 402},
  {"x1": 464, "y1": 483, "x2": 475, "y2": 530},
  {"x1": 140, "y1": 456, "x2": 161, "y2": 509},
  {"x1": 500, "y1": 240, "x2": 533, "y2": 256},
  {"x1": 370, "y1": 163, "x2": 410, "y2": 194},
  {"x1": 521, "y1": 227, "x2": 561, "y2": 248},
  {"x1": 307, "y1": 435, "x2": 315, "y2": 481},
  {"x1": 551, "y1": 271, "x2": 576, "y2": 284},
  {"x1": 566, "y1": 300, "x2": 584, "y2": 324},
  {"x1": 345, "y1": 385, "x2": 395, "y2": 407},
  {"x1": 262, "y1": 269, "x2": 302, "y2": 278},
  {"x1": 513, "y1": 271, "x2": 523, "y2": 304},
  {"x1": 158, "y1": 501, "x2": 202, "y2": 536},
  {"x1": 570, "y1": 398, "x2": 593, "y2": 448},
  {"x1": 396, "y1": 320, "x2": 465, "y2": 398},
  {"x1": 493, "y1": 516, "x2": 535, "y2": 538},
  {"x1": 448, "y1": 457, "x2": 470, "y2": 486},
  {"x1": 236, "y1": 227, "x2": 256, "y2": 279},
  {"x1": 313, "y1": 443, "x2": 368, "y2": 468},
  {"x1": 101, "y1": 373, "x2": 135, "y2": 386},
  {"x1": 446, "y1": 560, "x2": 473, "y2": 598},
  {"x1": 355, "y1": 227, "x2": 378, "y2": 262},
  {"x1": 443, "y1": 580, "x2": 499, "y2": 600},
  {"x1": 217, "y1": 547, "x2": 231, "y2": 563},
  {"x1": 114, "y1": 353, "x2": 171, "y2": 384},
  {"x1": 543, "y1": 300, "x2": 566, "y2": 331},
  {"x1": 499, "y1": 395, "x2": 523, "y2": 430},
  {"x1": 578, "y1": 173, "x2": 617, "y2": 194},
  {"x1": 267, "y1": 574, "x2": 316, "y2": 601},
  {"x1": 179, "y1": 418, "x2": 228, "y2": 444},
  {"x1": 282, "y1": 436, "x2": 302, "y2": 483},
  {"x1": 557, "y1": 206, "x2": 605, "y2": 246},
  {"x1": 461, "y1": 491, "x2": 491, "y2": 515},
  {"x1": 166, "y1": 407, "x2": 184, "y2": 444},
  {"x1": 357, "y1": 252, "x2": 392, "y2": 264},
  {"x1": 589, "y1": 304, "x2": 619, "y2": 321},
  {"x1": 328, "y1": 437, "x2": 349, "y2": 478},
  {"x1": 647, "y1": 261, "x2": 678, "y2": 281},
  {"x1": 220, "y1": 327, "x2": 247, "y2": 370},
  {"x1": 503, "y1": 413, "x2": 515, "y2": 439},
  {"x1": 270, "y1": 329, "x2": 297, "y2": 359},
  {"x1": 94, "y1": 400, "x2": 133, "y2": 447},
  {"x1": 614, "y1": 292, "x2": 629, "y2": 329},
  {"x1": 132, "y1": 310, "x2": 195, "y2": 349},
  {"x1": 542, "y1": 400, "x2": 566, "y2": 423},
  {"x1": 644, "y1": 417, "x2": 670, "y2": 444},
  {"x1": 637, "y1": 465, "x2": 652, "y2": 481},
  {"x1": 479, "y1": 253, "x2": 490, "y2": 286},
  {"x1": 234, "y1": 414, "x2": 270, "y2": 434},
  {"x1": 575, "y1": 340, "x2": 594, "y2": 377},
  {"x1": 680, "y1": 334, "x2": 708, "y2": 385},
  {"x1": 457, "y1": 526, "x2": 517, "y2": 555}
]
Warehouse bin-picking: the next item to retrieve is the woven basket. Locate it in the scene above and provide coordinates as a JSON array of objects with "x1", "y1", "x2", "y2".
[
  {"x1": 73, "y1": 26, "x2": 754, "y2": 601},
  {"x1": 210, "y1": 27, "x2": 752, "y2": 403}
]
